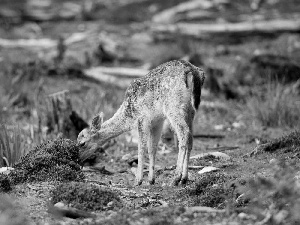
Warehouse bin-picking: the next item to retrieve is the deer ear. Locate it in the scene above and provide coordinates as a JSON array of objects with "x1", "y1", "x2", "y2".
[{"x1": 91, "y1": 112, "x2": 104, "y2": 131}]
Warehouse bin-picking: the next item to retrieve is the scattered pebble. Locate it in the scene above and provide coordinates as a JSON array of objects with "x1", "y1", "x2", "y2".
[
  {"x1": 158, "y1": 200, "x2": 169, "y2": 207},
  {"x1": 54, "y1": 202, "x2": 66, "y2": 209},
  {"x1": 269, "y1": 158, "x2": 278, "y2": 164},
  {"x1": 121, "y1": 154, "x2": 132, "y2": 161},
  {"x1": 198, "y1": 166, "x2": 220, "y2": 174},
  {"x1": 232, "y1": 121, "x2": 245, "y2": 129},
  {"x1": 214, "y1": 124, "x2": 225, "y2": 130},
  {"x1": 238, "y1": 212, "x2": 254, "y2": 220},
  {"x1": 130, "y1": 167, "x2": 137, "y2": 175},
  {"x1": 0, "y1": 167, "x2": 14, "y2": 175},
  {"x1": 107, "y1": 201, "x2": 114, "y2": 207}
]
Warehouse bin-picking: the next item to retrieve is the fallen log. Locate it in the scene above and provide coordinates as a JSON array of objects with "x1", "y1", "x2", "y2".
[
  {"x1": 85, "y1": 67, "x2": 148, "y2": 78},
  {"x1": 152, "y1": 19, "x2": 300, "y2": 39},
  {"x1": 83, "y1": 66, "x2": 149, "y2": 88},
  {"x1": 84, "y1": 69, "x2": 131, "y2": 89},
  {"x1": 152, "y1": 0, "x2": 215, "y2": 23},
  {"x1": 0, "y1": 32, "x2": 87, "y2": 48}
]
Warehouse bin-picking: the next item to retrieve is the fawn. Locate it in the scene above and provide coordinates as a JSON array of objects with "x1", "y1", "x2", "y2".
[{"x1": 77, "y1": 60, "x2": 205, "y2": 185}]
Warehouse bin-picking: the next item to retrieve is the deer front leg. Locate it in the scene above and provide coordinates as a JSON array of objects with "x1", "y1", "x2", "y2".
[
  {"x1": 135, "y1": 119, "x2": 149, "y2": 186},
  {"x1": 147, "y1": 121, "x2": 164, "y2": 185}
]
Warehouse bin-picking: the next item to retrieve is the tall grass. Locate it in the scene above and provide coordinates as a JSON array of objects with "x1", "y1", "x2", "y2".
[
  {"x1": 0, "y1": 124, "x2": 26, "y2": 167},
  {"x1": 247, "y1": 80, "x2": 300, "y2": 128}
]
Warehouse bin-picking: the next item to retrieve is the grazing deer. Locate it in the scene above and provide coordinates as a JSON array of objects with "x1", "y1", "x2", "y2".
[{"x1": 77, "y1": 60, "x2": 205, "y2": 185}]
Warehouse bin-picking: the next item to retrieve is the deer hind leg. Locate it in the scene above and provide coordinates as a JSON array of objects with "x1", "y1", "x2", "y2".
[
  {"x1": 147, "y1": 120, "x2": 164, "y2": 185},
  {"x1": 181, "y1": 112, "x2": 194, "y2": 185},
  {"x1": 135, "y1": 118, "x2": 149, "y2": 186},
  {"x1": 167, "y1": 109, "x2": 194, "y2": 186}
]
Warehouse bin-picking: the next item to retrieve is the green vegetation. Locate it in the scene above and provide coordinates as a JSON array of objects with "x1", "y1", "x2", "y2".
[
  {"x1": 10, "y1": 138, "x2": 84, "y2": 184},
  {"x1": 247, "y1": 82, "x2": 300, "y2": 128},
  {"x1": 178, "y1": 172, "x2": 236, "y2": 208},
  {"x1": 256, "y1": 130, "x2": 300, "y2": 154},
  {"x1": 51, "y1": 182, "x2": 122, "y2": 211},
  {"x1": 0, "y1": 124, "x2": 25, "y2": 167}
]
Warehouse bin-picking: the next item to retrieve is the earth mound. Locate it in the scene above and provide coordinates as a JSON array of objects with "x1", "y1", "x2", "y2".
[{"x1": 10, "y1": 138, "x2": 84, "y2": 184}]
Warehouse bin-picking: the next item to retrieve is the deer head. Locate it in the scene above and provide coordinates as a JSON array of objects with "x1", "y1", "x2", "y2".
[{"x1": 77, "y1": 112, "x2": 104, "y2": 149}]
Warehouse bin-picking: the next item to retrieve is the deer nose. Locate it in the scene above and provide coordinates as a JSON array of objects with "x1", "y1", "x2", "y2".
[{"x1": 79, "y1": 142, "x2": 86, "y2": 147}]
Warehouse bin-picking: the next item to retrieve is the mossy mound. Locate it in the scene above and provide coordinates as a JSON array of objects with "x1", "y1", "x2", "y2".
[
  {"x1": 0, "y1": 173, "x2": 12, "y2": 192},
  {"x1": 263, "y1": 130, "x2": 300, "y2": 153},
  {"x1": 251, "y1": 130, "x2": 300, "y2": 156},
  {"x1": 10, "y1": 138, "x2": 84, "y2": 184},
  {"x1": 51, "y1": 182, "x2": 122, "y2": 211},
  {"x1": 180, "y1": 172, "x2": 236, "y2": 208}
]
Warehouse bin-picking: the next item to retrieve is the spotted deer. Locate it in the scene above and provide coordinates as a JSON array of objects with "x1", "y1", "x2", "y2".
[{"x1": 77, "y1": 60, "x2": 205, "y2": 185}]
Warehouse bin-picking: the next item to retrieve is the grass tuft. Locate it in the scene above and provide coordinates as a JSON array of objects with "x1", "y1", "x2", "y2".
[
  {"x1": 0, "y1": 124, "x2": 26, "y2": 167},
  {"x1": 247, "y1": 81, "x2": 300, "y2": 128}
]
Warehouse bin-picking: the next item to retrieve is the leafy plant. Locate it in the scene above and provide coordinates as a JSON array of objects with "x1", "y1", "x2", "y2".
[{"x1": 0, "y1": 124, "x2": 26, "y2": 167}]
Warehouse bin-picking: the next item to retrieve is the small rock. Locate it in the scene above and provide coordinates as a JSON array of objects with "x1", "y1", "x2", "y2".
[
  {"x1": 0, "y1": 167, "x2": 14, "y2": 175},
  {"x1": 54, "y1": 202, "x2": 66, "y2": 209},
  {"x1": 238, "y1": 212, "x2": 251, "y2": 220},
  {"x1": 158, "y1": 200, "x2": 169, "y2": 207},
  {"x1": 232, "y1": 121, "x2": 245, "y2": 129},
  {"x1": 121, "y1": 153, "x2": 132, "y2": 161},
  {"x1": 130, "y1": 167, "x2": 137, "y2": 175},
  {"x1": 107, "y1": 201, "x2": 114, "y2": 207},
  {"x1": 269, "y1": 158, "x2": 278, "y2": 164},
  {"x1": 198, "y1": 166, "x2": 220, "y2": 174},
  {"x1": 214, "y1": 124, "x2": 225, "y2": 130}
]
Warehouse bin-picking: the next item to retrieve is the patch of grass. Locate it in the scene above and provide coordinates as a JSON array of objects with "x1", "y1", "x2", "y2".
[
  {"x1": 252, "y1": 130, "x2": 300, "y2": 156},
  {"x1": 0, "y1": 124, "x2": 26, "y2": 167},
  {"x1": 180, "y1": 172, "x2": 236, "y2": 208},
  {"x1": 247, "y1": 81, "x2": 300, "y2": 128},
  {"x1": 51, "y1": 182, "x2": 122, "y2": 211}
]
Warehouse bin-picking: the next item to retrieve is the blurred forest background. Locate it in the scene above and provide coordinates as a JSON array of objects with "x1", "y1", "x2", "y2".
[{"x1": 0, "y1": 1, "x2": 300, "y2": 224}]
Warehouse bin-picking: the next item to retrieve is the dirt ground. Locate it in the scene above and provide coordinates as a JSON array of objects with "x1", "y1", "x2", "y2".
[{"x1": 0, "y1": 0, "x2": 300, "y2": 225}]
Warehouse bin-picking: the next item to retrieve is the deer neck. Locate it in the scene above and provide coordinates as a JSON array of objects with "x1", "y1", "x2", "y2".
[{"x1": 96, "y1": 103, "x2": 134, "y2": 144}]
